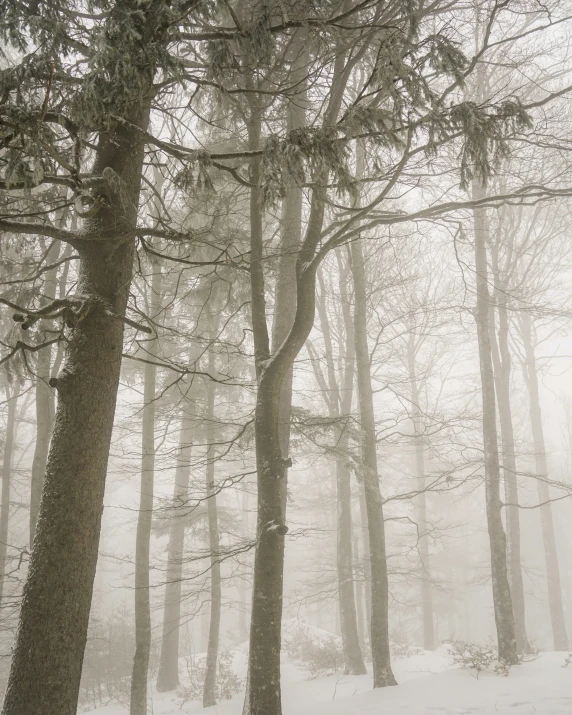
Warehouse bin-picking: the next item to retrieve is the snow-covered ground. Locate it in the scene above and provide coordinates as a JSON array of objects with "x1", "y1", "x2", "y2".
[{"x1": 81, "y1": 647, "x2": 572, "y2": 715}]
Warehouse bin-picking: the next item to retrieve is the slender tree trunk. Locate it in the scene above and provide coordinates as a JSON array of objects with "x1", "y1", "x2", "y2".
[
  {"x1": 520, "y1": 312, "x2": 568, "y2": 651},
  {"x1": 2, "y1": 93, "x2": 151, "y2": 714},
  {"x1": 471, "y1": 182, "x2": 518, "y2": 665},
  {"x1": 203, "y1": 332, "x2": 222, "y2": 707},
  {"x1": 353, "y1": 534, "x2": 367, "y2": 650},
  {"x1": 130, "y1": 261, "x2": 162, "y2": 715},
  {"x1": 336, "y1": 427, "x2": 368, "y2": 674},
  {"x1": 29, "y1": 241, "x2": 60, "y2": 545},
  {"x1": 313, "y1": 265, "x2": 366, "y2": 674},
  {"x1": 488, "y1": 249, "x2": 530, "y2": 654},
  {"x1": 350, "y1": 238, "x2": 396, "y2": 687},
  {"x1": 406, "y1": 334, "x2": 435, "y2": 650},
  {"x1": 0, "y1": 387, "x2": 19, "y2": 608},
  {"x1": 156, "y1": 406, "x2": 194, "y2": 692}
]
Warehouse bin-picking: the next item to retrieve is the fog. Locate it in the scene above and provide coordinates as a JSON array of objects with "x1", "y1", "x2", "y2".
[{"x1": 1, "y1": 2, "x2": 572, "y2": 715}]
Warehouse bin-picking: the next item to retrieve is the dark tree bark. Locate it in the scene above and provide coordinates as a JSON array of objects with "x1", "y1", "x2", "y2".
[
  {"x1": 203, "y1": 326, "x2": 222, "y2": 707},
  {"x1": 29, "y1": 240, "x2": 59, "y2": 546},
  {"x1": 489, "y1": 244, "x2": 530, "y2": 654},
  {"x1": 519, "y1": 312, "x2": 568, "y2": 651},
  {"x1": 471, "y1": 182, "x2": 518, "y2": 665},
  {"x1": 406, "y1": 332, "x2": 435, "y2": 651},
  {"x1": 2, "y1": 90, "x2": 153, "y2": 715},
  {"x1": 350, "y1": 237, "x2": 396, "y2": 687},
  {"x1": 0, "y1": 386, "x2": 19, "y2": 608},
  {"x1": 156, "y1": 406, "x2": 193, "y2": 691},
  {"x1": 130, "y1": 261, "x2": 162, "y2": 715}
]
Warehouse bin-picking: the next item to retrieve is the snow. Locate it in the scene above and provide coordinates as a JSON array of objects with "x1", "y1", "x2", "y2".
[{"x1": 80, "y1": 649, "x2": 572, "y2": 715}]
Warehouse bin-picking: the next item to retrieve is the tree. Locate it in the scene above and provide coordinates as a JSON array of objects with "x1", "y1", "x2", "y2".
[{"x1": 130, "y1": 259, "x2": 162, "y2": 715}]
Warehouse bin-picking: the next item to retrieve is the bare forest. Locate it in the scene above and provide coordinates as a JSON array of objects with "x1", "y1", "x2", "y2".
[{"x1": 1, "y1": 1, "x2": 572, "y2": 714}]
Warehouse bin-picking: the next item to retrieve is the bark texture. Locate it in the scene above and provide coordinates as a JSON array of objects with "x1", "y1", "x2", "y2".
[
  {"x1": 29, "y1": 241, "x2": 59, "y2": 545},
  {"x1": 2, "y1": 97, "x2": 151, "y2": 715}
]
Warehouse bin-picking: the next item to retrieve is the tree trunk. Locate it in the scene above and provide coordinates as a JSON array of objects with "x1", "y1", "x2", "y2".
[
  {"x1": 156, "y1": 406, "x2": 193, "y2": 692},
  {"x1": 520, "y1": 312, "x2": 568, "y2": 651},
  {"x1": 29, "y1": 241, "x2": 60, "y2": 546},
  {"x1": 130, "y1": 261, "x2": 162, "y2": 715},
  {"x1": 0, "y1": 386, "x2": 19, "y2": 608},
  {"x1": 2, "y1": 98, "x2": 151, "y2": 715},
  {"x1": 488, "y1": 248, "x2": 530, "y2": 654},
  {"x1": 471, "y1": 182, "x2": 518, "y2": 665},
  {"x1": 350, "y1": 238, "x2": 396, "y2": 687},
  {"x1": 406, "y1": 334, "x2": 435, "y2": 651},
  {"x1": 203, "y1": 338, "x2": 222, "y2": 707},
  {"x1": 312, "y1": 265, "x2": 366, "y2": 674}
]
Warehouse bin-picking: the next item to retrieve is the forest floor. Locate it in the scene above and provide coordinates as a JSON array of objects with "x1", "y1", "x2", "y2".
[{"x1": 81, "y1": 647, "x2": 572, "y2": 715}]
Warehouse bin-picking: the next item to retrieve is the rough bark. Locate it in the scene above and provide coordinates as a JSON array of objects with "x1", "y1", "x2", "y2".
[
  {"x1": 350, "y1": 238, "x2": 396, "y2": 687},
  {"x1": 471, "y1": 182, "x2": 518, "y2": 665},
  {"x1": 406, "y1": 333, "x2": 435, "y2": 651},
  {"x1": 156, "y1": 406, "x2": 194, "y2": 692},
  {"x1": 29, "y1": 241, "x2": 59, "y2": 545},
  {"x1": 2, "y1": 95, "x2": 152, "y2": 715},
  {"x1": 489, "y1": 245, "x2": 530, "y2": 654},
  {"x1": 203, "y1": 330, "x2": 222, "y2": 707},
  {"x1": 0, "y1": 386, "x2": 19, "y2": 608},
  {"x1": 130, "y1": 261, "x2": 162, "y2": 715},
  {"x1": 520, "y1": 312, "x2": 568, "y2": 651}
]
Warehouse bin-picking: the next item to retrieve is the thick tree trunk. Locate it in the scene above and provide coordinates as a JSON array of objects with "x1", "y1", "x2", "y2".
[
  {"x1": 0, "y1": 387, "x2": 19, "y2": 608},
  {"x1": 156, "y1": 407, "x2": 193, "y2": 692},
  {"x1": 471, "y1": 183, "x2": 518, "y2": 665},
  {"x1": 203, "y1": 341, "x2": 222, "y2": 707},
  {"x1": 406, "y1": 334, "x2": 435, "y2": 651},
  {"x1": 29, "y1": 241, "x2": 59, "y2": 545},
  {"x1": 350, "y1": 238, "x2": 396, "y2": 687},
  {"x1": 520, "y1": 312, "x2": 568, "y2": 651},
  {"x1": 488, "y1": 251, "x2": 530, "y2": 654},
  {"x1": 2, "y1": 99, "x2": 151, "y2": 715},
  {"x1": 130, "y1": 261, "x2": 161, "y2": 715}
]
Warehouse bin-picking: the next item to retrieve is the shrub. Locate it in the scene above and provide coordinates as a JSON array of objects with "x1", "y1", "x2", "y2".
[
  {"x1": 389, "y1": 629, "x2": 422, "y2": 659},
  {"x1": 181, "y1": 650, "x2": 243, "y2": 703},
  {"x1": 447, "y1": 640, "x2": 511, "y2": 679},
  {"x1": 563, "y1": 653, "x2": 572, "y2": 668},
  {"x1": 283, "y1": 624, "x2": 344, "y2": 679}
]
